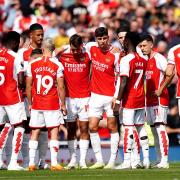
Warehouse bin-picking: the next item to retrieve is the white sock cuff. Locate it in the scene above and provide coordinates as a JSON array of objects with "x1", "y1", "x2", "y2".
[
  {"x1": 156, "y1": 124, "x2": 166, "y2": 131},
  {"x1": 14, "y1": 127, "x2": 25, "y2": 133},
  {"x1": 4, "y1": 123, "x2": 12, "y2": 129},
  {"x1": 29, "y1": 140, "x2": 38, "y2": 149},
  {"x1": 90, "y1": 132, "x2": 98, "y2": 137},
  {"x1": 50, "y1": 140, "x2": 59, "y2": 148},
  {"x1": 111, "y1": 132, "x2": 119, "y2": 139},
  {"x1": 79, "y1": 139, "x2": 89, "y2": 148}
]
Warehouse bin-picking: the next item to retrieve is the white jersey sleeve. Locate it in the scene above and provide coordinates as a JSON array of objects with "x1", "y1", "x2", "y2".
[
  {"x1": 114, "y1": 53, "x2": 120, "y2": 73},
  {"x1": 14, "y1": 54, "x2": 24, "y2": 74},
  {"x1": 50, "y1": 57, "x2": 64, "y2": 78},
  {"x1": 57, "y1": 62, "x2": 64, "y2": 78},
  {"x1": 114, "y1": 76, "x2": 120, "y2": 98},
  {"x1": 26, "y1": 63, "x2": 32, "y2": 77},
  {"x1": 17, "y1": 48, "x2": 28, "y2": 72},
  {"x1": 84, "y1": 42, "x2": 98, "y2": 56},
  {"x1": 155, "y1": 53, "x2": 167, "y2": 72},
  {"x1": 167, "y1": 47, "x2": 175, "y2": 65},
  {"x1": 7, "y1": 50, "x2": 22, "y2": 80},
  {"x1": 120, "y1": 54, "x2": 134, "y2": 77}
]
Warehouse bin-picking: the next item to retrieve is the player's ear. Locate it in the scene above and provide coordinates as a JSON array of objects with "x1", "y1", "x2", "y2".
[
  {"x1": 29, "y1": 32, "x2": 33, "y2": 39},
  {"x1": 151, "y1": 43, "x2": 153, "y2": 49}
]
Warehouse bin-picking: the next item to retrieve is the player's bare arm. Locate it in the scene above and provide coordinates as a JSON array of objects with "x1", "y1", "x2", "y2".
[
  {"x1": 18, "y1": 72, "x2": 25, "y2": 90},
  {"x1": 55, "y1": 45, "x2": 69, "y2": 58},
  {"x1": 117, "y1": 76, "x2": 127, "y2": 100},
  {"x1": 57, "y1": 77, "x2": 67, "y2": 116},
  {"x1": 26, "y1": 76, "x2": 33, "y2": 112},
  {"x1": 112, "y1": 76, "x2": 127, "y2": 109},
  {"x1": 155, "y1": 64, "x2": 175, "y2": 97},
  {"x1": 112, "y1": 75, "x2": 121, "y2": 110}
]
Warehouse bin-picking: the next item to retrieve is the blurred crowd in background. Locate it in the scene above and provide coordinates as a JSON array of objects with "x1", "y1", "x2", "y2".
[{"x1": 0, "y1": 0, "x2": 180, "y2": 145}]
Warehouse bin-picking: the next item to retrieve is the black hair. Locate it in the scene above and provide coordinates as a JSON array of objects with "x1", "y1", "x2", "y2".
[
  {"x1": 125, "y1": 32, "x2": 140, "y2": 48},
  {"x1": 20, "y1": 30, "x2": 30, "y2": 42},
  {"x1": 2, "y1": 31, "x2": 20, "y2": 52},
  {"x1": 69, "y1": 34, "x2": 83, "y2": 47},
  {"x1": 139, "y1": 33, "x2": 153, "y2": 43},
  {"x1": 29, "y1": 23, "x2": 43, "y2": 32},
  {"x1": 30, "y1": 48, "x2": 43, "y2": 57},
  {"x1": 116, "y1": 26, "x2": 130, "y2": 34},
  {"x1": 95, "y1": 27, "x2": 108, "y2": 37}
]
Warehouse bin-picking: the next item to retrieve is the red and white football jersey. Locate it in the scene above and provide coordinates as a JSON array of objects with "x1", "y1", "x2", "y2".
[
  {"x1": 0, "y1": 48, "x2": 23, "y2": 105},
  {"x1": 146, "y1": 52, "x2": 169, "y2": 107},
  {"x1": 59, "y1": 46, "x2": 91, "y2": 98},
  {"x1": 120, "y1": 52, "x2": 147, "y2": 109},
  {"x1": 18, "y1": 46, "x2": 35, "y2": 72},
  {"x1": 85, "y1": 42, "x2": 120, "y2": 96},
  {"x1": 168, "y1": 44, "x2": 180, "y2": 97},
  {"x1": 27, "y1": 56, "x2": 64, "y2": 110}
]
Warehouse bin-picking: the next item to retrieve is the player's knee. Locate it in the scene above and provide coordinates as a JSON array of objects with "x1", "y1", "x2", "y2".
[
  {"x1": 80, "y1": 125, "x2": 88, "y2": 134},
  {"x1": 30, "y1": 129, "x2": 41, "y2": 140},
  {"x1": 89, "y1": 123, "x2": 98, "y2": 133},
  {"x1": 67, "y1": 122, "x2": 76, "y2": 133},
  {"x1": 107, "y1": 122, "x2": 117, "y2": 133}
]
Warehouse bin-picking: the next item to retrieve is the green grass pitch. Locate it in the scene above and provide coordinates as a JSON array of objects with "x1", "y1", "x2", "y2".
[{"x1": 0, "y1": 163, "x2": 180, "y2": 180}]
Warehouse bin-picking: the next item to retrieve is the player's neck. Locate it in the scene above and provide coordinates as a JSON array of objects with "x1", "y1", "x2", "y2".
[
  {"x1": 99, "y1": 44, "x2": 111, "y2": 52},
  {"x1": 149, "y1": 50, "x2": 155, "y2": 59},
  {"x1": 127, "y1": 47, "x2": 136, "y2": 54},
  {"x1": 43, "y1": 50, "x2": 52, "y2": 57},
  {"x1": 30, "y1": 42, "x2": 41, "y2": 49}
]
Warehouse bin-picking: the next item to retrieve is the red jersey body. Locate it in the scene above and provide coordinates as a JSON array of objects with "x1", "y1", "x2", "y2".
[
  {"x1": 59, "y1": 46, "x2": 91, "y2": 98},
  {"x1": 120, "y1": 53, "x2": 147, "y2": 109},
  {"x1": 146, "y1": 52, "x2": 169, "y2": 107},
  {"x1": 0, "y1": 48, "x2": 23, "y2": 105},
  {"x1": 85, "y1": 42, "x2": 120, "y2": 96},
  {"x1": 27, "y1": 56, "x2": 64, "y2": 110},
  {"x1": 168, "y1": 44, "x2": 180, "y2": 97}
]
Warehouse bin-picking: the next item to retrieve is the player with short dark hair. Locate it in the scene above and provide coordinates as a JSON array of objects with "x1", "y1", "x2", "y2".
[
  {"x1": 85, "y1": 27, "x2": 120, "y2": 169},
  {"x1": 18, "y1": 23, "x2": 48, "y2": 169},
  {"x1": 0, "y1": 31, "x2": 26, "y2": 170},
  {"x1": 58, "y1": 34, "x2": 90, "y2": 169},
  {"x1": 114, "y1": 32, "x2": 150, "y2": 169},
  {"x1": 139, "y1": 33, "x2": 170, "y2": 169}
]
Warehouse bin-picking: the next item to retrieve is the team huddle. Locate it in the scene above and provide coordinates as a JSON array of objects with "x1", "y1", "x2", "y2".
[{"x1": 0, "y1": 23, "x2": 179, "y2": 171}]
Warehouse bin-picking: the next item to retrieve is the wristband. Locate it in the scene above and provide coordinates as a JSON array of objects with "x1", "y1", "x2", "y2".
[{"x1": 115, "y1": 100, "x2": 120, "y2": 104}]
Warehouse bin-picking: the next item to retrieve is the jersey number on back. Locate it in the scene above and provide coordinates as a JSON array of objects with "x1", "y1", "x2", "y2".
[
  {"x1": 134, "y1": 69, "x2": 143, "y2": 89},
  {"x1": 36, "y1": 75, "x2": 53, "y2": 95},
  {"x1": 0, "y1": 66, "x2": 5, "y2": 85}
]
